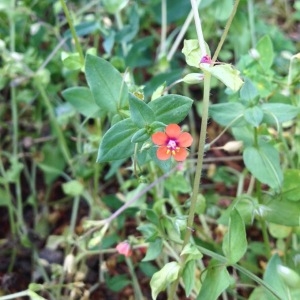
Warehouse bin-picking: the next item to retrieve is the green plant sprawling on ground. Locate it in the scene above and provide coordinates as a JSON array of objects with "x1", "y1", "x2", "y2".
[{"x1": 1, "y1": 0, "x2": 300, "y2": 299}]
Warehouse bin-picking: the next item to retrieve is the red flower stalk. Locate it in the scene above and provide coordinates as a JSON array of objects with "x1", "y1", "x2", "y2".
[
  {"x1": 151, "y1": 124, "x2": 193, "y2": 162},
  {"x1": 116, "y1": 241, "x2": 132, "y2": 257}
]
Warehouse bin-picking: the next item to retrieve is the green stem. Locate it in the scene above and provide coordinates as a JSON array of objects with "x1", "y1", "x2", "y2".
[
  {"x1": 160, "y1": 0, "x2": 167, "y2": 57},
  {"x1": 190, "y1": 0, "x2": 206, "y2": 56},
  {"x1": 247, "y1": 0, "x2": 256, "y2": 48},
  {"x1": 70, "y1": 195, "x2": 80, "y2": 235},
  {"x1": 0, "y1": 290, "x2": 30, "y2": 300},
  {"x1": 35, "y1": 81, "x2": 73, "y2": 170},
  {"x1": 256, "y1": 179, "x2": 272, "y2": 258},
  {"x1": 0, "y1": 155, "x2": 16, "y2": 237},
  {"x1": 59, "y1": 0, "x2": 84, "y2": 64},
  {"x1": 212, "y1": 0, "x2": 240, "y2": 63},
  {"x1": 115, "y1": 10, "x2": 128, "y2": 55},
  {"x1": 125, "y1": 257, "x2": 144, "y2": 300}
]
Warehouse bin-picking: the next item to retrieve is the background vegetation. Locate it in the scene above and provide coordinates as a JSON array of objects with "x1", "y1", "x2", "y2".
[{"x1": 0, "y1": 0, "x2": 300, "y2": 299}]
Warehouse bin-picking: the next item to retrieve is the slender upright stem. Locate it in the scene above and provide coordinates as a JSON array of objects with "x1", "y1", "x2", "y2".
[
  {"x1": 160, "y1": 0, "x2": 167, "y2": 57},
  {"x1": 168, "y1": 4, "x2": 212, "y2": 298},
  {"x1": 183, "y1": 72, "x2": 211, "y2": 244},
  {"x1": 35, "y1": 82, "x2": 73, "y2": 169},
  {"x1": 59, "y1": 0, "x2": 84, "y2": 64},
  {"x1": 247, "y1": 0, "x2": 256, "y2": 48},
  {"x1": 190, "y1": 0, "x2": 206, "y2": 56},
  {"x1": 212, "y1": 0, "x2": 240, "y2": 63}
]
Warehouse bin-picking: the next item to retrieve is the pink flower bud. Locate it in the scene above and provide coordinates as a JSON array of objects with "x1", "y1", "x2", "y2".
[
  {"x1": 116, "y1": 241, "x2": 132, "y2": 257},
  {"x1": 200, "y1": 55, "x2": 212, "y2": 64}
]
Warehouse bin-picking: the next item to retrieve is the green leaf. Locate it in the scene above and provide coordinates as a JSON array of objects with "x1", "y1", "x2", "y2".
[
  {"x1": 197, "y1": 261, "x2": 231, "y2": 300},
  {"x1": 149, "y1": 94, "x2": 193, "y2": 124},
  {"x1": 256, "y1": 35, "x2": 274, "y2": 70},
  {"x1": 131, "y1": 128, "x2": 149, "y2": 143},
  {"x1": 182, "y1": 39, "x2": 210, "y2": 68},
  {"x1": 222, "y1": 209, "x2": 247, "y2": 264},
  {"x1": 282, "y1": 169, "x2": 300, "y2": 201},
  {"x1": 61, "y1": 52, "x2": 82, "y2": 70},
  {"x1": 142, "y1": 238, "x2": 163, "y2": 262},
  {"x1": 62, "y1": 180, "x2": 84, "y2": 197},
  {"x1": 180, "y1": 243, "x2": 203, "y2": 263},
  {"x1": 106, "y1": 274, "x2": 131, "y2": 292},
  {"x1": 201, "y1": 64, "x2": 244, "y2": 92},
  {"x1": 263, "y1": 254, "x2": 289, "y2": 299},
  {"x1": 28, "y1": 290, "x2": 47, "y2": 300},
  {"x1": 97, "y1": 118, "x2": 138, "y2": 162},
  {"x1": 150, "y1": 262, "x2": 180, "y2": 300},
  {"x1": 259, "y1": 195, "x2": 300, "y2": 226},
  {"x1": 102, "y1": 0, "x2": 128, "y2": 14},
  {"x1": 244, "y1": 106, "x2": 264, "y2": 127},
  {"x1": 0, "y1": 188, "x2": 9, "y2": 206},
  {"x1": 182, "y1": 260, "x2": 195, "y2": 297},
  {"x1": 240, "y1": 78, "x2": 258, "y2": 103},
  {"x1": 85, "y1": 54, "x2": 128, "y2": 115},
  {"x1": 62, "y1": 87, "x2": 100, "y2": 118},
  {"x1": 261, "y1": 103, "x2": 300, "y2": 124},
  {"x1": 218, "y1": 195, "x2": 258, "y2": 226},
  {"x1": 268, "y1": 223, "x2": 292, "y2": 239},
  {"x1": 164, "y1": 173, "x2": 191, "y2": 193},
  {"x1": 243, "y1": 144, "x2": 283, "y2": 190},
  {"x1": 126, "y1": 36, "x2": 154, "y2": 68},
  {"x1": 277, "y1": 265, "x2": 300, "y2": 289},
  {"x1": 209, "y1": 102, "x2": 246, "y2": 127},
  {"x1": 214, "y1": 0, "x2": 233, "y2": 21},
  {"x1": 128, "y1": 94, "x2": 155, "y2": 127},
  {"x1": 115, "y1": 4, "x2": 139, "y2": 43}
]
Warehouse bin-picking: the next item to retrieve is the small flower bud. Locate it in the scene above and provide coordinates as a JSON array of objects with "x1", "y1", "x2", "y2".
[
  {"x1": 182, "y1": 73, "x2": 204, "y2": 84},
  {"x1": 222, "y1": 141, "x2": 243, "y2": 153},
  {"x1": 63, "y1": 254, "x2": 75, "y2": 274},
  {"x1": 249, "y1": 48, "x2": 260, "y2": 60},
  {"x1": 116, "y1": 241, "x2": 132, "y2": 257},
  {"x1": 200, "y1": 55, "x2": 212, "y2": 64}
]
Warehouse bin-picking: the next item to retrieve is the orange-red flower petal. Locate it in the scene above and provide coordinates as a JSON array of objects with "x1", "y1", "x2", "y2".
[
  {"x1": 177, "y1": 132, "x2": 193, "y2": 147},
  {"x1": 173, "y1": 148, "x2": 188, "y2": 161},
  {"x1": 165, "y1": 124, "x2": 181, "y2": 138},
  {"x1": 156, "y1": 146, "x2": 172, "y2": 160},
  {"x1": 151, "y1": 131, "x2": 168, "y2": 145}
]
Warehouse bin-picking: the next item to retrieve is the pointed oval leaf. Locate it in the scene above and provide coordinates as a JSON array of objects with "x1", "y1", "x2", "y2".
[
  {"x1": 261, "y1": 103, "x2": 300, "y2": 123},
  {"x1": 182, "y1": 260, "x2": 195, "y2": 297},
  {"x1": 142, "y1": 238, "x2": 163, "y2": 262},
  {"x1": 131, "y1": 128, "x2": 149, "y2": 143},
  {"x1": 97, "y1": 119, "x2": 138, "y2": 162},
  {"x1": 209, "y1": 102, "x2": 246, "y2": 127},
  {"x1": 222, "y1": 208, "x2": 247, "y2": 264},
  {"x1": 62, "y1": 87, "x2": 101, "y2": 117},
  {"x1": 182, "y1": 39, "x2": 210, "y2": 68},
  {"x1": 244, "y1": 106, "x2": 264, "y2": 127},
  {"x1": 202, "y1": 64, "x2": 244, "y2": 92},
  {"x1": 263, "y1": 254, "x2": 289, "y2": 299},
  {"x1": 149, "y1": 95, "x2": 193, "y2": 124},
  {"x1": 243, "y1": 144, "x2": 283, "y2": 190},
  {"x1": 282, "y1": 169, "x2": 300, "y2": 201},
  {"x1": 256, "y1": 35, "x2": 274, "y2": 70},
  {"x1": 197, "y1": 261, "x2": 231, "y2": 300},
  {"x1": 128, "y1": 94, "x2": 155, "y2": 127},
  {"x1": 240, "y1": 78, "x2": 258, "y2": 103},
  {"x1": 85, "y1": 55, "x2": 128, "y2": 114},
  {"x1": 150, "y1": 262, "x2": 180, "y2": 300},
  {"x1": 260, "y1": 196, "x2": 300, "y2": 226}
]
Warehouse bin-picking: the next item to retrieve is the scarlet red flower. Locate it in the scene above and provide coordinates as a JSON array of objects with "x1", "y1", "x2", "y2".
[
  {"x1": 116, "y1": 241, "x2": 132, "y2": 257},
  {"x1": 151, "y1": 124, "x2": 193, "y2": 162}
]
